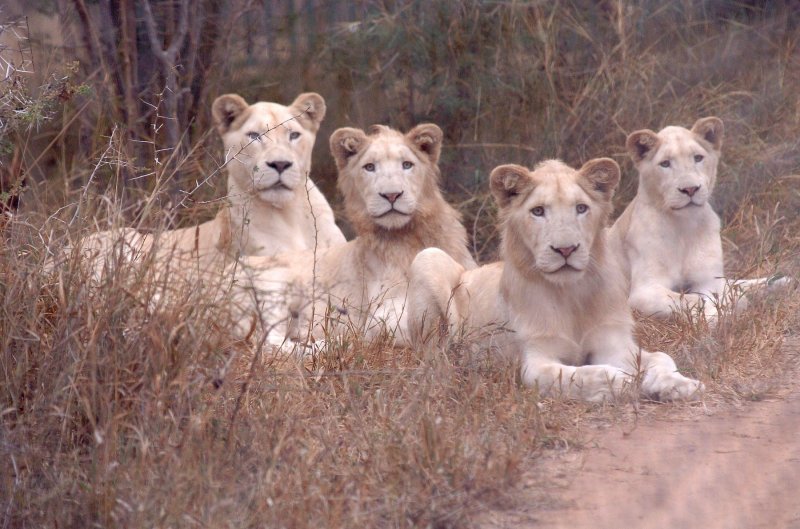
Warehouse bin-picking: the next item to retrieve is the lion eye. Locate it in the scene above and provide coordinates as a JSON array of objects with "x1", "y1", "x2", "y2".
[
  {"x1": 576, "y1": 203, "x2": 589, "y2": 214},
  {"x1": 531, "y1": 206, "x2": 545, "y2": 217},
  {"x1": 402, "y1": 161, "x2": 414, "y2": 170},
  {"x1": 659, "y1": 160, "x2": 671, "y2": 168},
  {"x1": 289, "y1": 131, "x2": 301, "y2": 141},
  {"x1": 363, "y1": 163, "x2": 376, "y2": 172},
  {"x1": 247, "y1": 132, "x2": 261, "y2": 142},
  {"x1": 694, "y1": 154, "x2": 704, "y2": 163}
]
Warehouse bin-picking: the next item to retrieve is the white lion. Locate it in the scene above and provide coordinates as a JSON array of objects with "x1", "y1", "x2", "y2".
[
  {"x1": 608, "y1": 117, "x2": 786, "y2": 321},
  {"x1": 72, "y1": 92, "x2": 344, "y2": 280},
  {"x1": 231, "y1": 123, "x2": 476, "y2": 347},
  {"x1": 407, "y1": 159, "x2": 703, "y2": 402}
]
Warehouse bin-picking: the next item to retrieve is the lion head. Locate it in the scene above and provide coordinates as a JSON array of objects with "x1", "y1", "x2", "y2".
[
  {"x1": 329, "y1": 123, "x2": 445, "y2": 233},
  {"x1": 491, "y1": 159, "x2": 620, "y2": 285},
  {"x1": 626, "y1": 117, "x2": 723, "y2": 213},
  {"x1": 211, "y1": 92, "x2": 326, "y2": 207}
]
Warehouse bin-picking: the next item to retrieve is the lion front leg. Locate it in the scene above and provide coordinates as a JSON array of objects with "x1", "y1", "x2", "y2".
[
  {"x1": 360, "y1": 296, "x2": 407, "y2": 345},
  {"x1": 227, "y1": 264, "x2": 298, "y2": 344},
  {"x1": 637, "y1": 350, "x2": 704, "y2": 401},
  {"x1": 629, "y1": 282, "x2": 719, "y2": 321},
  {"x1": 407, "y1": 247, "x2": 466, "y2": 348},
  {"x1": 584, "y1": 325, "x2": 703, "y2": 401},
  {"x1": 521, "y1": 352, "x2": 630, "y2": 403},
  {"x1": 730, "y1": 275, "x2": 794, "y2": 297},
  {"x1": 77, "y1": 227, "x2": 150, "y2": 281}
]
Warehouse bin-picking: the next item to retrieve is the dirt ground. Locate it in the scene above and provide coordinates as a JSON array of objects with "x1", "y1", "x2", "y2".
[{"x1": 481, "y1": 342, "x2": 800, "y2": 529}]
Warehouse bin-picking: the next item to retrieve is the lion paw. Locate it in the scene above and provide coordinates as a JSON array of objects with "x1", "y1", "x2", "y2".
[
  {"x1": 573, "y1": 367, "x2": 630, "y2": 403},
  {"x1": 649, "y1": 373, "x2": 704, "y2": 402}
]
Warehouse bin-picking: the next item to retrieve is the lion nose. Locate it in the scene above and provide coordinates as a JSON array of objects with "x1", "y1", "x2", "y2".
[
  {"x1": 679, "y1": 185, "x2": 700, "y2": 197},
  {"x1": 267, "y1": 161, "x2": 293, "y2": 174},
  {"x1": 380, "y1": 191, "x2": 404, "y2": 204},
  {"x1": 551, "y1": 244, "x2": 579, "y2": 258}
]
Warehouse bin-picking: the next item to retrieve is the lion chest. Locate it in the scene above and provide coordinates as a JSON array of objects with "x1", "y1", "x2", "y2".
[
  {"x1": 364, "y1": 261, "x2": 409, "y2": 316},
  {"x1": 627, "y1": 204, "x2": 723, "y2": 289},
  {"x1": 237, "y1": 204, "x2": 317, "y2": 257},
  {"x1": 245, "y1": 226, "x2": 309, "y2": 255},
  {"x1": 321, "y1": 249, "x2": 411, "y2": 340},
  {"x1": 495, "y1": 268, "x2": 613, "y2": 365},
  {"x1": 507, "y1": 309, "x2": 595, "y2": 367},
  {"x1": 667, "y1": 215, "x2": 723, "y2": 290}
]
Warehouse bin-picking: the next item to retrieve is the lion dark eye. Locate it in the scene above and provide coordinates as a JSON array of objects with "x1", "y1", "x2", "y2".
[
  {"x1": 289, "y1": 131, "x2": 301, "y2": 141},
  {"x1": 402, "y1": 161, "x2": 414, "y2": 170},
  {"x1": 576, "y1": 203, "x2": 589, "y2": 214},
  {"x1": 531, "y1": 206, "x2": 545, "y2": 217},
  {"x1": 363, "y1": 163, "x2": 376, "y2": 172},
  {"x1": 659, "y1": 160, "x2": 671, "y2": 168},
  {"x1": 247, "y1": 132, "x2": 261, "y2": 142},
  {"x1": 694, "y1": 154, "x2": 704, "y2": 163}
]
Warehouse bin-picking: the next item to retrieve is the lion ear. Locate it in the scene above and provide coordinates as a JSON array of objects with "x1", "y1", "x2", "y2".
[
  {"x1": 407, "y1": 123, "x2": 443, "y2": 165},
  {"x1": 626, "y1": 129, "x2": 660, "y2": 163},
  {"x1": 490, "y1": 164, "x2": 534, "y2": 208},
  {"x1": 212, "y1": 94, "x2": 249, "y2": 135},
  {"x1": 691, "y1": 116, "x2": 723, "y2": 152},
  {"x1": 330, "y1": 127, "x2": 368, "y2": 169},
  {"x1": 290, "y1": 92, "x2": 326, "y2": 133},
  {"x1": 579, "y1": 158, "x2": 620, "y2": 201}
]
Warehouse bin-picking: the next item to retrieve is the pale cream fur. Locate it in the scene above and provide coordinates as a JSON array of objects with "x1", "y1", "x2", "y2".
[
  {"x1": 608, "y1": 117, "x2": 784, "y2": 321},
  {"x1": 76, "y1": 92, "x2": 344, "y2": 279},
  {"x1": 231, "y1": 123, "x2": 476, "y2": 347},
  {"x1": 408, "y1": 159, "x2": 703, "y2": 402}
]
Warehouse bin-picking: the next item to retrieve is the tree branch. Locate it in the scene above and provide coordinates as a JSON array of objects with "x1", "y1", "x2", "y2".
[{"x1": 142, "y1": 0, "x2": 190, "y2": 65}]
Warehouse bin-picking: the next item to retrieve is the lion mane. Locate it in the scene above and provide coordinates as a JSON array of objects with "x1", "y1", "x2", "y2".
[{"x1": 233, "y1": 122, "x2": 476, "y2": 347}]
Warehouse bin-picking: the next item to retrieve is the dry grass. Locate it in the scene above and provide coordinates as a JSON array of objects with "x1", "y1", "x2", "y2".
[
  {"x1": 1, "y1": 229, "x2": 547, "y2": 526},
  {"x1": 3, "y1": 2, "x2": 800, "y2": 528}
]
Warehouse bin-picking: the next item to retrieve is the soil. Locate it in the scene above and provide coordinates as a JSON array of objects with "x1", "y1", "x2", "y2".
[{"x1": 480, "y1": 343, "x2": 800, "y2": 529}]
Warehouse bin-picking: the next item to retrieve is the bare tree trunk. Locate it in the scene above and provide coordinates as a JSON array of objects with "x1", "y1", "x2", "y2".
[
  {"x1": 119, "y1": 0, "x2": 140, "y2": 134},
  {"x1": 189, "y1": 0, "x2": 225, "y2": 137},
  {"x1": 56, "y1": 0, "x2": 78, "y2": 58},
  {"x1": 180, "y1": 1, "x2": 202, "y2": 131},
  {"x1": 142, "y1": 0, "x2": 190, "y2": 205},
  {"x1": 71, "y1": 0, "x2": 104, "y2": 73}
]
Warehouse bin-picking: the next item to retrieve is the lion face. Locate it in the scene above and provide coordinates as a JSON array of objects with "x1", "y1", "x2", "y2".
[
  {"x1": 211, "y1": 93, "x2": 326, "y2": 207},
  {"x1": 331, "y1": 123, "x2": 443, "y2": 232},
  {"x1": 627, "y1": 117, "x2": 723, "y2": 213},
  {"x1": 492, "y1": 159, "x2": 620, "y2": 284}
]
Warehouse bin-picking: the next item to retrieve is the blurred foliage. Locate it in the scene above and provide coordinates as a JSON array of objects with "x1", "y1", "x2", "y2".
[{"x1": 4, "y1": 0, "x2": 800, "y2": 252}]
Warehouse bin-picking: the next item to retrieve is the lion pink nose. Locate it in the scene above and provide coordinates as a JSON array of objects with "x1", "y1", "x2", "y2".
[
  {"x1": 267, "y1": 160, "x2": 293, "y2": 174},
  {"x1": 679, "y1": 185, "x2": 700, "y2": 197},
  {"x1": 380, "y1": 191, "x2": 404, "y2": 204},
  {"x1": 551, "y1": 244, "x2": 579, "y2": 258}
]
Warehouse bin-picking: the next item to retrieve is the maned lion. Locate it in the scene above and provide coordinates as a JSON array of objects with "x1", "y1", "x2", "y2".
[
  {"x1": 608, "y1": 117, "x2": 785, "y2": 321},
  {"x1": 72, "y1": 92, "x2": 344, "y2": 279},
  {"x1": 232, "y1": 123, "x2": 476, "y2": 347},
  {"x1": 407, "y1": 159, "x2": 703, "y2": 402}
]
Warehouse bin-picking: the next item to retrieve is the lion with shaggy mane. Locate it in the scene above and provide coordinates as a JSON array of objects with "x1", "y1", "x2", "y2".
[
  {"x1": 232, "y1": 123, "x2": 476, "y2": 346},
  {"x1": 408, "y1": 159, "x2": 702, "y2": 402}
]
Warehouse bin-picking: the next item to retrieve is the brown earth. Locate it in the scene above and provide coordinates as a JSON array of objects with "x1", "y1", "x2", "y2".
[{"x1": 481, "y1": 345, "x2": 800, "y2": 529}]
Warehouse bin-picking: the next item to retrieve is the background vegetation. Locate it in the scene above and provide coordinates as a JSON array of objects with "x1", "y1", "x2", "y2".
[{"x1": 2, "y1": 1, "x2": 799, "y2": 527}]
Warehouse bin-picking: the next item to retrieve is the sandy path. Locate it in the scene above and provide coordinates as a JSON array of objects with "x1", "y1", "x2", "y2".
[
  {"x1": 526, "y1": 390, "x2": 800, "y2": 529},
  {"x1": 478, "y1": 340, "x2": 800, "y2": 529}
]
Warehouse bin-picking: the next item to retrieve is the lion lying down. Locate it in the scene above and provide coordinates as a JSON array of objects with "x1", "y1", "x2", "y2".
[
  {"x1": 70, "y1": 92, "x2": 344, "y2": 282},
  {"x1": 608, "y1": 117, "x2": 789, "y2": 321},
  {"x1": 231, "y1": 123, "x2": 476, "y2": 347},
  {"x1": 408, "y1": 159, "x2": 703, "y2": 402}
]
